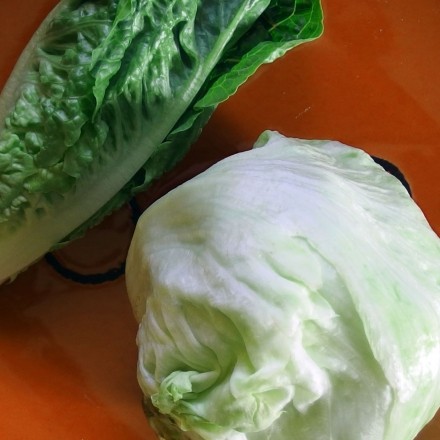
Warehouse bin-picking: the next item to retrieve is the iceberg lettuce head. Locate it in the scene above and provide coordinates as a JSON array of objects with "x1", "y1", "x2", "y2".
[{"x1": 126, "y1": 131, "x2": 440, "y2": 440}]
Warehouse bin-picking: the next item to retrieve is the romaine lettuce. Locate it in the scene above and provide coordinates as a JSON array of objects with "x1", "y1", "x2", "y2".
[
  {"x1": 126, "y1": 131, "x2": 440, "y2": 440},
  {"x1": 0, "y1": 0, "x2": 323, "y2": 282}
]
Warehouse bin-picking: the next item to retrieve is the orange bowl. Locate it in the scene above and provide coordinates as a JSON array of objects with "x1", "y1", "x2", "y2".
[{"x1": 0, "y1": 1, "x2": 439, "y2": 439}]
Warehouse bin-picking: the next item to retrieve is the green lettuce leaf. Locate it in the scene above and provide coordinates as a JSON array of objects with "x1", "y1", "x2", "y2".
[{"x1": 0, "y1": 0, "x2": 323, "y2": 281}]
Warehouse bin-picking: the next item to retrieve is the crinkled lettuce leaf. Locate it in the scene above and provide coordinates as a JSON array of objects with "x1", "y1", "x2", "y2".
[
  {"x1": 0, "y1": 0, "x2": 323, "y2": 282},
  {"x1": 126, "y1": 131, "x2": 440, "y2": 440}
]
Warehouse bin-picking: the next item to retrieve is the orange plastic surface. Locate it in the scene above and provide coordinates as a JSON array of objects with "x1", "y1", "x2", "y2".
[{"x1": 0, "y1": 1, "x2": 439, "y2": 439}]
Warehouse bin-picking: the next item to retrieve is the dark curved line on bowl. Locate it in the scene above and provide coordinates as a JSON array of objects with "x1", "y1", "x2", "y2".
[
  {"x1": 44, "y1": 198, "x2": 143, "y2": 284},
  {"x1": 371, "y1": 155, "x2": 412, "y2": 197},
  {"x1": 44, "y1": 252, "x2": 126, "y2": 284}
]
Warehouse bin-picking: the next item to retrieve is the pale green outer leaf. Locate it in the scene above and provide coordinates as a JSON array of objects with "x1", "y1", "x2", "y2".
[{"x1": 126, "y1": 131, "x2": 440, "y2": 440}]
